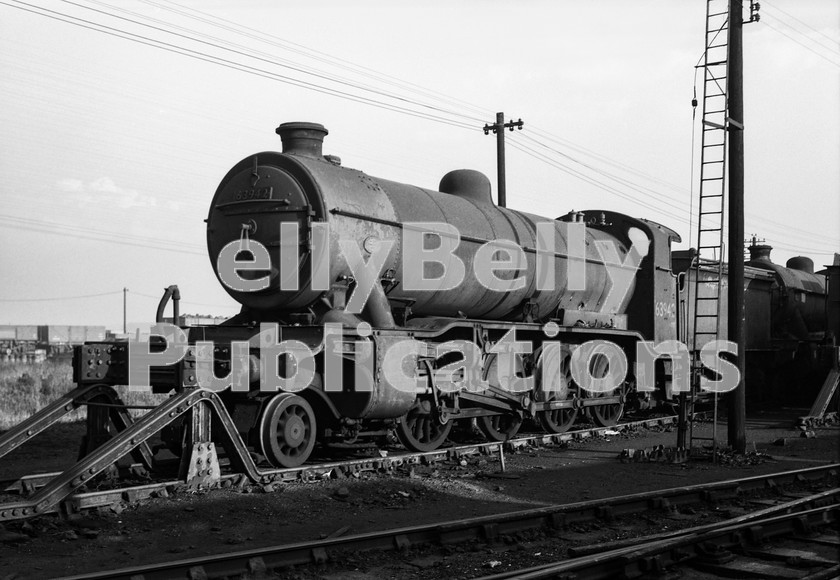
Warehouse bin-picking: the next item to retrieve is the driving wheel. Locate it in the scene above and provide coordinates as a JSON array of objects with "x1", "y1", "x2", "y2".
[
  {"x1": 396, "y1": 403, "x2": 452, "y2": 452},
  {"x1": 583, "y1": 353, "x2": 625, "y2": 427},
  {"x1": 476, "y1": 413, "x2": 523, "y2": 442},
  {"x1": 535, "y1": 344, "x2": 579, "y2": 434}
]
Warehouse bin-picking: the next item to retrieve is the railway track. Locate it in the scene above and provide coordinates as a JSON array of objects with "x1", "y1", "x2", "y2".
[
  {"x1": 478, "y1": 498, "x2": 839, "y2": 579},
  {"x1": 1, "y1": 414, "x2": 679, "y2": 520},
  {"x1": 52, "y1": 464, "x2": 839, "y2": 580}
]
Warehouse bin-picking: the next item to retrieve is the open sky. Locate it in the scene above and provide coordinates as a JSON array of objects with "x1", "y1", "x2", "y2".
[{"x1": 1, "y1": 0, "x2": 838, "y2": 330}]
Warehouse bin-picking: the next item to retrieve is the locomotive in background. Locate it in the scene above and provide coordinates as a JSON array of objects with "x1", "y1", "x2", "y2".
[
  {"x1": 69, "y1": 122, "x2": 837, "y2": 469},
  {"x1": 674, "y1": 242, "x2": 836, "y2": 406}
]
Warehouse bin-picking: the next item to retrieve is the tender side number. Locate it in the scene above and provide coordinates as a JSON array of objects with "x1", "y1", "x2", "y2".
[{"x1": 655, "y1": 301, "x2": 676, "y2": 318}]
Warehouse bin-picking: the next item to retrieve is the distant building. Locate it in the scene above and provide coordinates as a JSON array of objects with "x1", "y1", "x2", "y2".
[{"x1": 162, "y1": 314, "x2": 229, "y2": 327}]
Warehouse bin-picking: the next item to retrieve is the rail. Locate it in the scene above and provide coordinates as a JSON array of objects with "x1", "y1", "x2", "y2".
[{"x1": 50, "y1": 464, "x2": 839, "y2": 580}]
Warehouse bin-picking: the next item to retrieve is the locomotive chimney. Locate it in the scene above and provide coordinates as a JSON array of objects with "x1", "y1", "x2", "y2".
[
  {"x1": 748, "y1": 243, "x2": 773, "y2": 263},
  {"x1": 276, "y1": 122, "x2": 328, "y2": 158}
]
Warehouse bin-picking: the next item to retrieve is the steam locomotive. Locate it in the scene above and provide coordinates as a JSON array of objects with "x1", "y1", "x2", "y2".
[{"x1": 72, "y1": 122, "x2": 835, "y2": 469}]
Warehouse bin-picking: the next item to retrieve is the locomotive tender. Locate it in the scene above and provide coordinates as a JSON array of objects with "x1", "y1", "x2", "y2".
[{"x1": 71, "y1": 122, "x2": 830, "y2": 470}]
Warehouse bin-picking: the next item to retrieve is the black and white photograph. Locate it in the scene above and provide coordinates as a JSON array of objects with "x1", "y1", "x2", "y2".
[{"x1": 1, "y1": 1, "x2": 838, "y2": 578}]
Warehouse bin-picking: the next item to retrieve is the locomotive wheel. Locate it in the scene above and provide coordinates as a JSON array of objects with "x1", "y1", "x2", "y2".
[
  {"x1": 396, "y1": 406, "x2": 452, "y2": 452},
  {"x1": 258, "y1": 393, "x2": 316, "y2": 468},
  {"x1": 476, "y1": 413, "x2": 523, "y2": 442},
  {"x1": 538, "y1": 397, "x2": 578, "y2": 434},
  {"x1": 534, "y1": 344, "x2": 578, "y2": 434},
  {"x1": 475, "y1": 351, "x2": 526, "y2": 441},
  {"x1": 591, "y1": 397, "x2": 624, "y2": 427},
  {"x1": 583, "y1": 353, "x2": 624, "y2": 427}
]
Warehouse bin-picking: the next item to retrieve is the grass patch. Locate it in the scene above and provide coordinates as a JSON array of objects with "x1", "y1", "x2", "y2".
[{"x1": 0, "y1": 360, "x2": 167, "y2": 430}]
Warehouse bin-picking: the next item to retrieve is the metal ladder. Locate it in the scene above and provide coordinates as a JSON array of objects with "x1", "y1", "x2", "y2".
[{"x1": 687, "y1": 0, "x2": 731, "y2": 458}]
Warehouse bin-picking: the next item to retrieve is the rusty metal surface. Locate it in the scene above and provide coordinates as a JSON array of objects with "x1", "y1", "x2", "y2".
[
  {"x1": 206, "y1": 124, "x2": 651, "y2": 324},
  {"x1": 748, "y1": 258, "x2": 829, "y2": 341}
]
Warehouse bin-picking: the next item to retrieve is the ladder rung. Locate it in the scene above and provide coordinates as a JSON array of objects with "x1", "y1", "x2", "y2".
[
  {"x1": 704, "y1": 60, "x2": 727, "y2": 67},
  {"x1": 702, "y1": 160, "x2": 724, "y2": 164},
  {"x1": 699, "y1": 198, "x2": 723, "y2": 202},
  {"x1": 703, "y1": 120, "x2": 726, "y2": 130},
  {"x1": 708, "y1": 43, "x2": 728, "y2": 50}
]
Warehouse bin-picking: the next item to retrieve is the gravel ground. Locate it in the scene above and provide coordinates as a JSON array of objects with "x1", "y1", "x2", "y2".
[{"x1": 0, "y1": 406, "x2": 837, "y2": 579}]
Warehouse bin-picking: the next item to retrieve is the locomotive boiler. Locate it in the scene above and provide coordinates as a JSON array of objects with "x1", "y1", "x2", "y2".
[{"x1": 209, "y1": 122, "x2": 639, "y2": 322}]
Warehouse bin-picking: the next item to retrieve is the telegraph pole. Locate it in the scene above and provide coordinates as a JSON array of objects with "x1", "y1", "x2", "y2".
[
  {"x1": 123, "y1": 287, "x2": 128, "y2": 334},
  {"x1": 727, "y1": 0, "x2": 747, "y2": 453},
  {"x1": 483, "y1": 112, "x2": 523, "y2": 207}
]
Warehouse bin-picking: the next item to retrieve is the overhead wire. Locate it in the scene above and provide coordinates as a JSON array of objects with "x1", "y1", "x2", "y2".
[
  {"x1": 759, "y1": 15, "x2": 840, "y2": 67},
  {"x1": 60, "y1": 0, "x2": 488, "y2": 125},
  {"x1": 506, "y1": 137, "x2": 691, "y2": 226},
  {"x1": 0, "y1": 214, "x2": 206, "y2": 255},
  {"x1": 0, "y1": 291, "x2": 123, "y2": 302},
  {"x1": 127, "y1": 290, "x2": 234, "y2": 310},
  {"x1": 1, "y1": 0, "x2": 478, "y2": 130},
  {"x1": 5, "y1": 0, "x2": 706, "y2": 224},
  {"x1": 138, "y1": 0, "x2": 492, "y2": 121},
  {"x1": 0, "y1": 289, "x2": 235, "y2": 310},
  {"x1": 527, "y1": 126, "x2": 693, "y2": 198},
  {"x1": 515, "y1": 132, "x2": 691, "y2": 214},
  {"x1": 1, "y1": 0, "x2": 836, "y2": 260},
  {"x1": 760, "y1": 0, "x2": 840, "y2": 54}
]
